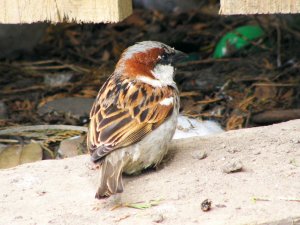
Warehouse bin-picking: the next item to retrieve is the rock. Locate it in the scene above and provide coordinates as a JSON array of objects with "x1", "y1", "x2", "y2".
[
  {"x1": 201, "y1": 199, "x2": 212, "y2": 212},
  {"x1": 44, "y1": 72, "x2": 73, "y2": 86},
  {"x1": 19, "y1": 143, "x2": 43, "y2": 165},
  {"x1": 191, "y1": 150, "x2": 207, "y2": 160},
  {"x1": 38, "y1": 97, "x2": 94, "y2": 118},
  {"x1": 58, "y1": 136, "x2": 85, "y2": 158},
  {"x1": 0, "y1": 145, "x2": 23, "y2": 169},
  {"x1": 222, "y1": 159, "x2": 243, "y2": 173},
  {"x1": 0, "y1": 143, "x2": 42, "y2": 169}
]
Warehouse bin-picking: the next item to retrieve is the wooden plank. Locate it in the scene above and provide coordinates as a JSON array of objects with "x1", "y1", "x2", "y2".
[
  {"x1": 220, "y1": 0, "x2": 300, "y2": 15},
  {"x1": 0, "y1": 0, "x2": 132, "y2": 23}
]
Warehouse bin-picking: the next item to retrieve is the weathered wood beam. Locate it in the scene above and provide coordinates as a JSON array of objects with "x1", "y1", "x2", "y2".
[
  {"x1": 0, "y1": 0, "x2": 132, "y2": 23},
  {"x1": 220, "y1": 0, "x2": 300, "y2": 15}
]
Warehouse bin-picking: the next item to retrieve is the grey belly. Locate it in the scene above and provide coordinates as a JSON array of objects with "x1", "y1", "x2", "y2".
[{"x1": 122, "y1": 111, "x2": 178, "y2": 174}]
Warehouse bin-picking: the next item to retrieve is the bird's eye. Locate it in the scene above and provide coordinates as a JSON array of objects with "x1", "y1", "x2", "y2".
[{"x1": 161, "y1": 53, "x2": 168, "y2": 60}]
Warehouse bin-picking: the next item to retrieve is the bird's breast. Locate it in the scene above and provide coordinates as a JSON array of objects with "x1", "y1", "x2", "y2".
[{"x1": 122, "y1": 109, "x2": 178, "y2": 174}]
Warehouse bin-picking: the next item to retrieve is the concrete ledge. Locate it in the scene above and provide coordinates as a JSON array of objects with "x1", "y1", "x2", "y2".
[{"x1": 1, "y1": 120, "x2": 300, "y2": 224}]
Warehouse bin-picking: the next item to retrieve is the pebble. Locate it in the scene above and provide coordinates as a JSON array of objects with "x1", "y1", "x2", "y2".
[
  {"x1": 191, "y1": 150, "x2": 207, "y2": 160},
  {"x1": 222, "y1": 159, "x2": 243, "y2": 173},
  {"x1": 38, "y1": 97, "x2": 94, "y2": 118},
  {"x1": 44, "y1": 72, "x2": 73, "y2": 86},
  {"x1": 227, "y1": 148, "x2": 241, "y2": 154},
  {"x1": 57, "y1": 136, "x2": 85, "y2": 158},
  {"x1": 201, "y1": 199, "x2": 212, "y2": 212}
]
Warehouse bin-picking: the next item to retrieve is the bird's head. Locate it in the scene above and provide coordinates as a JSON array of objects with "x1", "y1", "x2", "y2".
[{"x1": 115, "y1": 41, "x2": 186, "y2": 88}]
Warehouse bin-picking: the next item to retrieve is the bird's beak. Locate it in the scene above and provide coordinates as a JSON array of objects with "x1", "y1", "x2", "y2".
[{"x1": 172, "y1": 50, "x2": 188, "y2": 65}]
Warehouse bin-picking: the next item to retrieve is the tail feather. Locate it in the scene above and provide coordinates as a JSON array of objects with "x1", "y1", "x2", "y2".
[{"x1": 95, "y1": 155, "x2": 126, "y2": 199}]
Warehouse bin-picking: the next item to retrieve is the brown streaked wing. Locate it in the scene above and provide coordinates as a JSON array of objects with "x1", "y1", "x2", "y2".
[{"x1": 88, "y1": 76, "x2": 176, "y2": 162}]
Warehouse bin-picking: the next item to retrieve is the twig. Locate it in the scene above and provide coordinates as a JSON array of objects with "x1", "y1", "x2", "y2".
[
  {"x1": 253, "y1": 83, "x2": 298, "y2": 87},
  {"x1": 0, "y1": 85, "x2": 50, "y2": 94},
  {"x1": 272, "y1": 63, "x2": 300, "y2": 81},
  {"x1": 39, "y1": 143, "x2": 55, "y2": 159},
  {"x1": 19, "y1": 60, "x2": 90, "y2": 73},
  {"x1": 0, "y1": 139, "x2": 19, "y2": 143},
  {"x1": 197, "y1": 98, "x2": 222, "y2": 104},
  {"x1": 0, "y1": 125, "x2": 88, "y2": 135},
  {"x1": 179, "y1": 91, "x2": 200, "y2": 97},
  {"x1": 252, "y1": 109, "x2": 300, "y2": 124}
]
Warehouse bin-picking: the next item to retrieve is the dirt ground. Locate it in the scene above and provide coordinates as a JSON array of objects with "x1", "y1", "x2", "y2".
[{"x1": 0, "y1": 120, "x2": 300, "y2": 225}]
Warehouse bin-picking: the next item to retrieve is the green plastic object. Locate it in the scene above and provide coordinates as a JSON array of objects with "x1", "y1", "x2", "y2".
[{"x1": 213, "y1": 25, "x2": 265, "y2": 58}]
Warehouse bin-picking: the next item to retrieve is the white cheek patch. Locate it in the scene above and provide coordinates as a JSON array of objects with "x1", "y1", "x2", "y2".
[
  {"x1": 136, "y1": 64, "x2": 176, "y2": 88},
  {"x1": 137, "y1": 76, "x2": 163, "y2": 88},
  {"x1": 151, "y1": 64, "x2": 175, "y2": 86},
  {"x1": 159, "y1": 97, "x2": 174, "y2": 106}
]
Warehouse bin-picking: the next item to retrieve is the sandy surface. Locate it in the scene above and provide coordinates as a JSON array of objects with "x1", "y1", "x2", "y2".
[{"x1": 1, "y1": 120, "x2": 300, "y2": 225}]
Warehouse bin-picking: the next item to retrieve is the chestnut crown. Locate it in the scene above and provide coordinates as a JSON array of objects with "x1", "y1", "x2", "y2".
[{"x1": 116, "y1": 41, "x2": 186, "y2": 87}]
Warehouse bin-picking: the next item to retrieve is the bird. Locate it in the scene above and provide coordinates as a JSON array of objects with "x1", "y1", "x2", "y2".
[{"x1": 87, "y1": 41, "x2": 186, "y2": 199}]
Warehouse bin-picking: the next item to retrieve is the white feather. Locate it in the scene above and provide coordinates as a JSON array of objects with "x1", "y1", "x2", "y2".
[
  {"x1": 173, "y1": 115, "x2": 224, "y2": 139},
  {"x1": 136, "y1": 76, "x2": 163, "y2": 87},
  {"x1": 160, "y1": 97, "x2": 174, "y2": 106},
  {"x1": 151, "y1": 64, "x2": 175, "y2": 87}
]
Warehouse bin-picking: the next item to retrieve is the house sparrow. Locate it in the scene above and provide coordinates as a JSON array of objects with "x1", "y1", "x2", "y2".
[{"x1": 87, "y1": 41, "x2": 186, "y2": 199}]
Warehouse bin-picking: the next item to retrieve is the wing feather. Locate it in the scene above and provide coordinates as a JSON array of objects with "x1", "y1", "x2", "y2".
[{"x1": 87, "y1": 75, "x2": 177, "y2": 162}]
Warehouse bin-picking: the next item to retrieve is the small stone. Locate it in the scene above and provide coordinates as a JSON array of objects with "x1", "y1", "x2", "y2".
[
  {"x1": 201, "y1": 199, "x2": 212, "y2": 212},
  {"x1": 58, "y1": 136, "x2": 85, "y2": 158},
  {"x1": 44, "y1": 72, "x2": 73, "y2": 86},
  {"x1": 38, "y1": 97, "x2": 94, "y2": 118},
  {"x1": 152, "y1": 213, "x2": 164, "y2": 223},
  {"x1": 222, "y1": 159, "x2": 243, "y2": 173},
  {"x1": 191, "y1": 150, "x2": 207, "y2": 160},
  {"x1": 227, "y1": 148, "x2": 240, "y2": 154}
]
